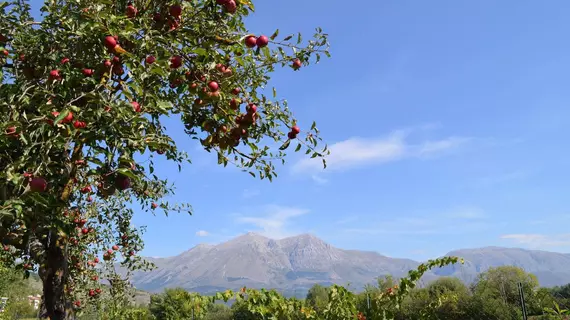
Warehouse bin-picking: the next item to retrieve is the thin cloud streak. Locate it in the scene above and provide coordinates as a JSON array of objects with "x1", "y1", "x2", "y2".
[
  {"x1": 235, "y1": 205, "x2": 310, "y2": 239},
  {"x1": 292, "y1": 128, "x2": 470, "y2": 174}
]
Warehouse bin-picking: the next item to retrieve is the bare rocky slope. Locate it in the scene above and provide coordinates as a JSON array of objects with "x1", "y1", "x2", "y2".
[{"x1": 124, "y1": 233, "x2": 570, "y2": 296}]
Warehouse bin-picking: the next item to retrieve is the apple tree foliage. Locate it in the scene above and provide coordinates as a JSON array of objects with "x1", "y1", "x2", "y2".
[{"x1": 0, "y1": 0, "x2": 330, "y2": 318}]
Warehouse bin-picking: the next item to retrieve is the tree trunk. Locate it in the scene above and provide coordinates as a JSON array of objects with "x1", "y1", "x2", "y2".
[{"x1": 39, "y1": 231, "x2": 69, "y2": 320}]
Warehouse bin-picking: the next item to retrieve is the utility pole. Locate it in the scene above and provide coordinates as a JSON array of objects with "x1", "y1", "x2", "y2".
[{"x1": 518, "y1": 282, "x2": 528, "y2": 320}]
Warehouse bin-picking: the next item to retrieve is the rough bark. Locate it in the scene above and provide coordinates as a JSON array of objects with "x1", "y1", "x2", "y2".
[{"x1": 39, "y1": 231, "x2": 69, "y2": 320}]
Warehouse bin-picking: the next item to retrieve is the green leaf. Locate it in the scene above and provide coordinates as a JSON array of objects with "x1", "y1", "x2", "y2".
[
  {"x1": 117, "y1": 168, "x2": 138, "y2": 180},
  {"x1": 283, "y1": 35, "x2": 293, "y2": 41},
  {"x1": 53, "y1": 110, "x2": 69, "y2": 125},
  {"x1": 270, "y1": 29, "x2": 279, "y2": 40},
  {"x1": 295, "y1": 143, "x2": 301, "y2": 152},
  {"x1": 279, "y1": 139, "x2": 291, "y2": 150}
]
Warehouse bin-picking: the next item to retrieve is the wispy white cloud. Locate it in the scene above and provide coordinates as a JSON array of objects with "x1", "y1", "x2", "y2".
[
  {"x1": 501, "y1": 234, "x2": 570, "y2": 250},
  {"x1": 235, "y1": 205, "x2": 309, "y2": 239},
  {"x1": 311, "y1": 175, "x2": 329, "y2": 185},
  {"x1": 195, "y1": 230, "x2": 209, "y2": 237},
  {"x1": 242, "y1": 189, "x2": 261, "y2": 198},
  {"x1": 444, "y1": 206, "x2": 487, "y2": 220},
  {"x1": 291, "y1": 128, "x2": 469, "y2": 174}
]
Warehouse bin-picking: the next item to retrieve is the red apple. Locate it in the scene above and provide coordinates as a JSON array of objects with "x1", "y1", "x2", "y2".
[
  {"x1": 126, "y1": 4, "x2": 137, "y2": 18},
  {"x1": 153, "y1": 12, "x2": 162, "y2": 22},
  {"x1": 81, "y1": 228, "x2": 89, "y2": 235},
  {"x1": 5, "y1": 126, "x2": 16, "y2": 135},
  {"x1": 95, "y1": 288, "x2": 101, "y2": 294},
  {"x1": 62, "y1": 111, "x2": 73, "y2": 124},
  {"x1": 231, "y1": 88, "x2": 240, "y2": 95},
  {"x1": 61, "y1": 57, "x2": 70, "y2": 64},
  {"x1": 292, "y1": 58, "x2": 302, "y2": 70},
  {"x1": 94, "y1": 258, "x2": 99, "y2": 264},
  {"x1": 104, "y1": 36, "x2": 117, "y2": 50},
  {"x1": 103, "y1": 59, "x2": 112, "y2": 68},
  {"x1": 169, "y1": 4, "x2": 182, "y2": 17},
  {"x1": 288, "y1": 131, "x2": 297, "y2": 139},
  {"x1": 2, "y1": 49, "x2": 8, "y2": 56},
  {"x1": 112, "y1": 245, "x2": 119, "y2": 251},
  {"x1": 170, "y1": 55, "x2": 182, "y2": 68},
  {"x1": 82, "y1": 68, "x2": 94, "y2": 77},
  {"x1": 247, "y1": 104, "x2": 257, "y2": 114},
  {"x1": 48, "y1": 69, "x2": 61, "y2": 81},
  {"x1": 74, "y1": 301, "x2": 81, "y2": 307},
  {"x1": 244, "y1": 36, "x2": 257, "y2": 48},
  {"x1": 89, "y1": 289, "x2": 95, "y2": 297},
  {"x1": 30, "y1": 177, "x2": 47, "y2": 192},
  {"x1": 256, "y1": 35, "x2": 269, "y2": 48},
  {"x1": 208, "y1": 81, "x2": 219, "y2": 92},
  {"x1": 151, "y1": 203, "x2": 158, "y2": 209},
  {"x1": 145, "y1": 55, "x2": 156, "y2": 64},
  {"x1": 115, "y1": 175, "x2": 131, "y2": 190},
  {"x1": 107, "y1": 249, "x2": 113, "y2": 254},
  {"x1": 224, "y1": 0, "x2": 237, "y2": 13},
  {"x1": 291, "y1": 125, "x2": 300, "y2": 135},
  {"x1": 131, "y1": 101, "x2": 141, "y2": 113}
]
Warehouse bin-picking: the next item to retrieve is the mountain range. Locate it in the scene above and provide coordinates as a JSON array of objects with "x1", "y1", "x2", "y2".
[{"x1": 124, "y1": 232, "x2": 570, "y2": 297}]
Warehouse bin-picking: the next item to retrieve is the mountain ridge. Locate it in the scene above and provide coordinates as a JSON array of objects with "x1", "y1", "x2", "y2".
[{"x1": 124, "y1": 233, "x2": 570, "y2": 296}]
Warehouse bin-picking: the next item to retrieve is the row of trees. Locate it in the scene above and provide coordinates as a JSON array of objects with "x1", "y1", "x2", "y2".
[{"x1": 50, "y1": 263, "x2": 570, "y2": 320}]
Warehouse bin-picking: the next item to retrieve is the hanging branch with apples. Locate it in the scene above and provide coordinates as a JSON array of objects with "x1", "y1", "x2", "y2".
[{"x1": 0, "y1": 0, "x2": 330, "y2": 318}]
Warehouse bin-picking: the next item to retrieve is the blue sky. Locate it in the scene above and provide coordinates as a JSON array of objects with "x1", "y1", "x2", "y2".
[{"x1": 29, "y1": 0, "x2": 570, "y2": 261}]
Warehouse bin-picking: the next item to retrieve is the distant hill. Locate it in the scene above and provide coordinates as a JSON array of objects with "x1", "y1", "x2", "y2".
[{"x1": 122, "y1": 233, "x2": 570, "y2": 297}]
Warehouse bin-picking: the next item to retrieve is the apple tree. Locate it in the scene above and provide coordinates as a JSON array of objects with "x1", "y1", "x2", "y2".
[{"x1": 0, "y1": 0, "x2": 330, "y2": 318}]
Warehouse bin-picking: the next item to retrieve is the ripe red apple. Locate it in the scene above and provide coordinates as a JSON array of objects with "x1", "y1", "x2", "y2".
[
  {"x1": 169, "y1": 4, "x2": 182, "y2": 17},
  {"x1": 103, "y1": 59, "x2": 112, "y2": 68},
  {"x1": 231, "y1": 88, "x2": 241, "y2": 95},
  {"x1": 145, "y1": 55, "x2": 156, "y2": 64},
  {"x1": 256, "y1": 35, "x2": 269, "y2": 48},
  {"x1": 112, "y1": 56, "x2": 121, "y2": 64},
  {"x1": 30, "y1": 177, "x2": 47, "y2": 192},
  {"x1": 224, "y1": 0, "x2": 237, "y2": 13},
  {"x1": 115, "y1": 175, "x2": 131, "y2": 190},
  {"x1": 104, "y1": 36, "x2": 117, "y2": 50},
  {"x1": 189, "y1": 82, "x2": 198, "y2": 90},
  {"x1": 291, "y1": 125, "x2": 300, "y2": 135},
  {"x1": 62, "y1": 111, "x2": 73, "y2": 124},
  {"x1": 61, "y1": 57, "x2": 70, "y2": 64},
  {"x1": 129, "y1": 251, "x2": 135, "y2": 256},
  {"x1": 131, "y1": 101, "x2": 141, "y2": 113},
  {"x1": 94, "y1": 258, "x2": 99, "y2": 264},
  {"x1": 80, "y1": 186, "x2": 92, "y2": 194},
  {"x1": 95, "y1": 288, "x2": 101, "y2": 294},
  {"x1": 288, "y1": 131, "x2": 297, "y2": 139},
  {"x1": 223, "y1": 68, "x2": 233, "y2": 76},
  {"x1": 126, "y1": 4, "x2": 137, "y2": 18},
  {"x1": 112, "y1": 245, "x2": 119, "y2": 251},
  {"x1": 244, "y1": 36, "x2": 257, "y2": 48},
  {"x1": 113, "y1": 64, "x2": 124, "y2": 75},
  {"x1": 208, "y1": 81, "x2": 219, "y2": 92},
  {"x1": 48, "y1": 69, "x2": 61, "y2": 81},
  {"x1": 2, "y1": 49, "x2": 8, "y2": 56},
  {"x1": 73, "y1": 120, "x2": 86, "y2": 129},
  {"x1": 89, "y1": 289, "x2": 95, "y2": 297},
  {"x1": 3, "y1": 246, "x2": 9, "y2": 251},
  {"x1": 74, "y1": 301, "x2": 81, "y2": 307},
  {"x1": 292, "y1": 58, "x2": 302, "y2": 70},
  {"x1": 81, "y1": 228, "x2": 89, "y2": 235},
  {"x1": 107, "y1": 249, "x2": 114, "y2": 254},
  {"x1": 5, "y1": 126, "x2": 16, "y2": 135},
  {"x1": 247, "y1": 104, "x2": 257, "y2": 114},
  {"x1": 170, "y1": 55, "x2": 182, "y2": 69},
  {"x1": 121, "y1": 235, "x2": 128, "y2": 241},
  {"x1": 82, "y1": 68, "x2": 94, "y2": 77},
  {"x1": 151, "y1": 203, "x2": 158, "y2": 209}
]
